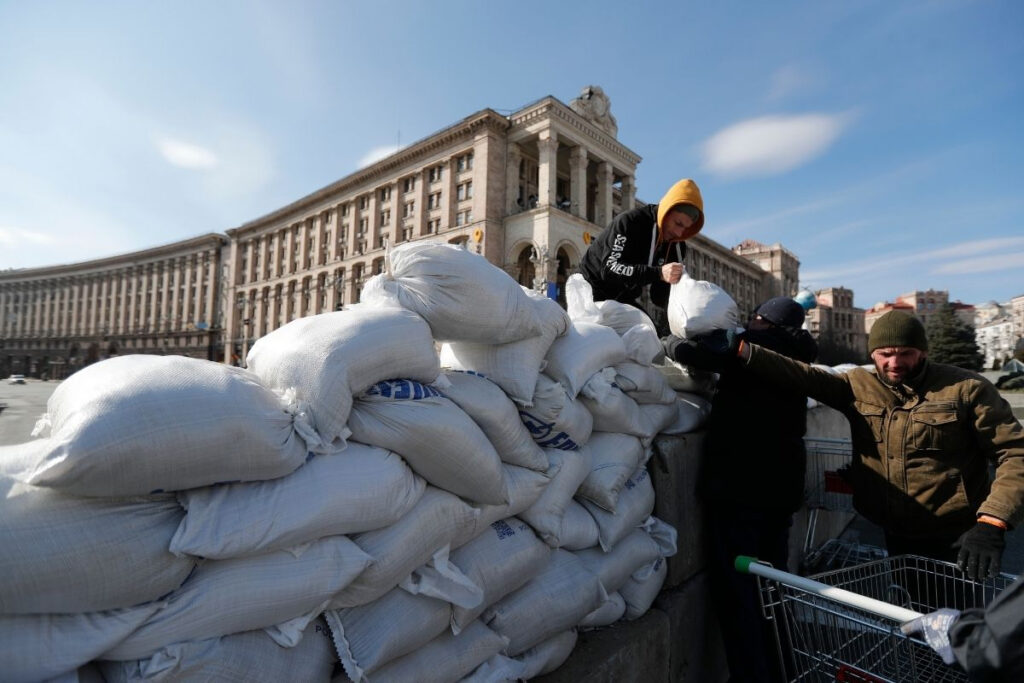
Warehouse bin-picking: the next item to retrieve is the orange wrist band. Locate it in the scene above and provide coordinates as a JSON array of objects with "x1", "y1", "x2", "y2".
[{"x1": 978, "y1": 515, "x2": 1008, "y2": 530}]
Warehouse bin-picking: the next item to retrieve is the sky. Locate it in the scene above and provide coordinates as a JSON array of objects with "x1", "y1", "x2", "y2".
[{"x1": 1, "y1": 0, "x2": 1022, "y2": 309}]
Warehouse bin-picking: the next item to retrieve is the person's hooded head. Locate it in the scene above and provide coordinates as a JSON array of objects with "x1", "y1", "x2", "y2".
[{"x1": 656, "y1": 179, "x2": 704, "y2": 243}]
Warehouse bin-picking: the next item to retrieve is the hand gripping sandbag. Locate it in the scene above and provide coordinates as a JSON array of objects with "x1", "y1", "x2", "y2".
[
  {"x1": 361, "y1": 241, "x2": 542, "y2": 344},
  {"x1": 0, "y1": 472, "x2": 194, "y2": 614},
  {"x1": 171, "y1": 443, "x2": 426, "y2": 560},
  {"x1": 667, "y1": 271, "x2": 740, "y2": 339},
  {"x1": 347, "y1": 380, "x2": 508, "y2": 505},
  {"x1": 23, "y1": 355, "x2": 312, "y2": 496},
  {"x1": 245, "y1": 306, "x2": 439, "y2": 450}
]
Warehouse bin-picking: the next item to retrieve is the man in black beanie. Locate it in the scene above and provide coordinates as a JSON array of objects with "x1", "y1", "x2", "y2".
[
  {"x1": 663, "y1": 296, "x2": 817, "y2": 683},
  {"x1": 726, "y1": 309, "x2": 1024, "y2": 581}
]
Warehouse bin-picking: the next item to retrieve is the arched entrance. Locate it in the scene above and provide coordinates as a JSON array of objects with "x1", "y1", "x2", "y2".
[{"x1": 516, "y1": 246, "x2": 536, "y2": 290}]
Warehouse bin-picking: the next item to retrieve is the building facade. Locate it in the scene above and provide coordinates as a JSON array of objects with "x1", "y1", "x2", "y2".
[
  {"x1": 2, "y1": 87, "x2": 798, "y2": 375},
  {"x1": 976, "y1": 316, "x2": 1017, "y2": 369},
  {"x1": 1, "y1": 234, "x2": 226, "y2": 378},
  {"x1": 805, "y1": 287, "x2": 867, "y2": 361}
]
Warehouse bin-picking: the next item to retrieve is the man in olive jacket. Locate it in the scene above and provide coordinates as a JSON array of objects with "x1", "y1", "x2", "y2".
[{"x1": 732, "y1": 310, "x2": 1024, "y2": 580}]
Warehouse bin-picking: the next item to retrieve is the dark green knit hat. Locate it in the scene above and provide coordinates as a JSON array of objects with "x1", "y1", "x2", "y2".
[{"x1": 868, "y1": 311, "x2": 928, "y2": 352}]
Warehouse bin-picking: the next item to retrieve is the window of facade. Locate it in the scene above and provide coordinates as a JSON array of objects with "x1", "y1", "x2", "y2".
[
  {"x1": 456, "y1": 153, "x2": 474, "y2": 172},
  {"x1": 455, "y1": 209, "x2": 472, "y2": 226},
  {"x1": 457, "y1": 181, "x2": 473, "y2": 201},
  {"x1": 380, "y1": 209, "x2": 391, "y2": 226},
  {"x1": 427, "y1": 218, "x2": 440, "y2": 233},
  {"x1": 428, "y1": 165, "x2": 443, "y2": 183},
  {"x1": 341, "y1": 203, "x2": 350, "y2": 217},
  {"x1": 403, "y1": 177, "x2": 415, "y2": 193},
  {"x1": 403, "y1": 201, "x2": 415, "y2": 218},
  {"x1": 402, "y1": 227, "x2": 413, "y2": 242},
  {"x1": 379, "y1": 187, "x2": 391, "y2": 202},
  {"x1": 358, "y1": 196, "x2": 369, "y2": 210},
  {"x1": 358, "y1": 217, "x2": 368, "y2": 235},
  {"x1": 428, "y1": 192, "x2": 442, "y2": 209}
]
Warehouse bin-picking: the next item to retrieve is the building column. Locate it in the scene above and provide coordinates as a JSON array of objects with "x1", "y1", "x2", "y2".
[
  {"x1": 621, "y1": 174, "x2": 636, "y2": 212},
  {"x1": 299, "y1": 221, "x2": 311, "y2": 272},
  {"x1": 595, "y1": 161, "x2": 613, "y2": 228},
  {"x1": 415, "y1": 170, "x2": 429, "y2": 237},
  {"x1": 506, "y1": 142, "x2": 523, "y2": 214},
  {"x1": 160, "y1": 263, "x2": 171, "y2": 332},
  {"x1": 192, "y1": 256, "x2": 203, "y2": 327},
  {"x1": 537, "y1": 131, "x2": 559, "y2": 208},
  {"x1": 444, "y1": 157, "x2": 458, "y2": 229},
  {"x1": 569, "y1": 146, "x2": 588, "y2": 220}
]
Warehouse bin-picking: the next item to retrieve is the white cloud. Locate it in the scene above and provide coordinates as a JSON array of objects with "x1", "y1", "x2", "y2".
[
  {"x1": 766, "y1": 64, "x2": 821, "y2": 102},
  {"x1": 933, "y1": 250, "x2": 1024, "y2": 275},
  {"x1": 701, "y1": 112, "x2": 853, "y2": 178},
  {"x1": 0, "y1": 226, "x2": 57, "y2": 247},
  {"x1": 157, "y1": 138, "x2": 219, "y2": 169},
  {"x1": 358, "y1": 145, "x2": 402, "y2": 169}
]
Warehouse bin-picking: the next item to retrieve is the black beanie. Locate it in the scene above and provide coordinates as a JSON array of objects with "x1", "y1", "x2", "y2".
[
  {"x1": 868, "y1": 311, "x2": 928, "y2": 352},
  {"x1": 755, "y1": 297, "x2": 805, "y2": 328}
]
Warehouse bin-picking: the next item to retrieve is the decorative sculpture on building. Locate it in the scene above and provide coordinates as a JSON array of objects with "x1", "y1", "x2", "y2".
[{"x1": 570, "y1": 85, "x2": 618, "y2": 137}]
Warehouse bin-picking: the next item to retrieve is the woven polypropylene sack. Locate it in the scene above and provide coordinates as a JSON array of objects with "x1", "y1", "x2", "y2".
[
  {"x1": 543, "y1": 322, "x2": 627, "y2": 397},
  {"x1": 246, "y1": 306, "x2": 439, "y2": 450},
  {"x1": 22, "y1": 355, "x2": 311, "y2": 496},
  {"x1": 103, "y1": 535, "x2": 371, "y2": 661},
  {"x1": 347, "y1": 380, "x2": 507, "y2": 505},
  {"x1": 612, "y1": 362, "x2": 677, "y2": 405},
  {"x1": 439, "y1": 371, "x2": 547, "y2": 471},
  {"x1": 574, "y1": 528, "x2": 662, "y2": 595},
  {"x1": 658, "y1": 391, "x2": 712, "y2": 434},
  {"x1": 514, "y1": 629, "x2": 579, "y2": 678},
  {"x1": 450, "y1": 518, "x2": 552, "y2": 633},
  {"x1": 667, "y1": 272, "x2": 739, "y2": 339},
  {"x1": 100, "y1": 617, "x2": 336, "y2": 683},
  {"x1": 438, "y1": 293, "x2": 569, "y2": 405},
  {"x1": 324, "y1": 589, "x2": 451, "y2": 682},
  {"x1": 361, "y1": 241, "x2": 541, "y2": 344},
  {"x1": 367, "y1": 619, "x2": 507, "y2": 683},
  {"x1": 621, "y1": 556, "x2": 668, "y2": 620},
  {"x1": 580, "y1": 370, "x2": 655, "y2": 438},
  {"x1": 0, "y1": 602, "x2": 162, "y2": 683},
  {"x1": 453, "y1": 464, "x2": 553, "y2": 549},
  {"x1": 482, "y1": 549, "x2": 606, "y2": 656},
  {"x1": 330, "y1": 487, "x2": 480, "y2": 609},
  {"x1": 0, "y1": 473, "x2": 193, "y2": 614},
  {"x1": 519, "y1": 448, "x2": 591, "y2": 548},
  {"x1": 517, "y1": 374, "x2": 592, "y2": 451},
  {"x1": 578, "y1": 592, "x2": 626, "y2": 629},
  {"x1": 575, "y1": 433, "x2": 645, "y2": 513},
  {"x1": 579, "y1": 466, "x2": 656, "y2": 551},
  {"x1": 556, "y1": 499, "x2": 600, "y2": 551},
  {"x1": 171, "y1": 443, "x2": 425, "y2": 559}
]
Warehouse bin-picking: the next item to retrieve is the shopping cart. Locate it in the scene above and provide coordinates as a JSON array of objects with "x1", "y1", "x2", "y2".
[
  {"x1": 802, "y1": 437, "x2": 868, "y2": 572},
  {"x1": 738, "y1": 554, "x2": 1017, "y2": 682}
]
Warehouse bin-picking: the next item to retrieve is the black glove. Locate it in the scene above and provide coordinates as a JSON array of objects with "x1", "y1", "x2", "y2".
[
  {"x1": 900, "y1": 608, "x2": 961, "y2": 665},
  {"x1": 698, "y1": 327, "x2": 740, "y2": 356},
  {"x1": 662, "y1": 334, "x2": 724, "y2": 370},
  {"x1": 954, "y1": 522, "x2": 1005, "y2": 581}
]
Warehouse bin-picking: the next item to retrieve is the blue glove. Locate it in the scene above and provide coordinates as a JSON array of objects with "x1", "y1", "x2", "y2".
[{"x1": 900, "y1": 608, "x2": 961, "y2": 665}]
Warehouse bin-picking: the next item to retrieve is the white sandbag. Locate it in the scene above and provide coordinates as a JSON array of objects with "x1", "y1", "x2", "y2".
[
  {"x1": 99, "y1": 617, "x2": 336, "y2": 683},
  {"x1": 514, "y1": 629, "x2": 579, "y2": 679},
  {"x1": 658, "y1": 391, "x2": 712, "y2": 434},
  {"x1": 574, "y1": 529, "x2": 662, "y2": 595},
  {"x1": 103, "y1": 535, "x2": 371, "y2": 661},
  {"x1": 612, "y1": 362, "x2": 677, "y2": 405},
  {"x1": 578, "y1": 592, "x2": 626, "y2": 629},
  {"x1": 656, "y1": 358, "x2": 718, "y2": 396},
  {"x1": 483, "y1": 549, "x2": 606, "y2": 656},
  {"x1": 621, "y1": 556, "x2": 668, "y2": 620},
  {"x1": 439, "y1": 371, "x2": 548, "y2": 471},
  {"x1": 454, "y1": 464, "x2": 554, "y2": 549},
  {"x1": 461, "y1": 654, "x2": 527, "y2": 683},
  {"x1": 0, "y1": 474, "x2": 193, "y2": 614},
  {"x1": 620, "y1": 323, "x2": 663, "y2": 365},
  {"x1": 438, "y1": 294, "x2": 570, "y2": 406},
  {"x1": 518, "y1": 374, "x2": 592, "y2": 451},
  {"x1": 368, "y1": 620, "x2": 507, "y2": 683},
  {"x1": 20, "y1": 355, "x2": 312, "y2": 496},
  {"x1": 330, "y1": 487, "x2": 480, "y2": 609},
  {"x1": 246, "y1": 305, "x2": 440, "y2": 449},
  {"x1": 361, "y1": 241, "x2": 541, "y2": 344},
  {"x1": 171, "y1": 443, "x2": 425, "y2": 559},
  {"x1": 579, "y1": 466, "x2": 656, "y2": 551},
  {"x1": 557, "y1": 499, "x2": 601, "y2": 551},
  {"x1": 575, "y1": 433, "x2": 645, "y2": 512},
  {"x1": 565, "y1": 274, "x2": 655, "y2": 335},
  {"x1": 0, "y1": 603, "x2": 162, "y2": 683},
  {"x1": 667, "y1": 272, "x2": 739, "y2": 339},
  {"x1": 519, "y1": 448, "x2": 591, "y2": 547},
  {"x1": 324, "y1": 589, "x2": 450, "y2": 682},
  {"x1": 450, "y1": 518, "x2": 552, "y2": 634},
  {"x1": 544, "y1": 322, "x2": 627, "y2": 397},
  {"x1": 348, "y1": 380, "x2": 507, "y2": 505},
  {"x1": 580, "y1": 369, "x2": 655, "y2": 438},
  {"x1": 638, "y1": 402, "x2": 681, "y2": 440}
]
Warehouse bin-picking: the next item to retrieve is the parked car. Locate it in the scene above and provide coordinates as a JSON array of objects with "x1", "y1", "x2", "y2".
[{"x1": 7, "y1": 374, "x2": 26, "y2": 385}]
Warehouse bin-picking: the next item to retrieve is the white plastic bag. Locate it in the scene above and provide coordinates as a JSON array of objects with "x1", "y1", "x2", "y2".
[{"x1": 667, "y1": 272, "x2": 739, "y2": 339}]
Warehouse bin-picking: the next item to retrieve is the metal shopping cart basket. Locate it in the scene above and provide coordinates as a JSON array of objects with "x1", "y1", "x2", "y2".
[{"x1": 738, "y1": 554, "x2": 1018, "y2": 682}]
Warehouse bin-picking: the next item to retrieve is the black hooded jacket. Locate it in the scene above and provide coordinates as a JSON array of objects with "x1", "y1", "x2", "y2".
[
  {"x1": 666, "y1": 324, "x2": 818, "y2": 513},
  {"x1": 579, "y1": 204, "x2": 687, "y2": 308}
]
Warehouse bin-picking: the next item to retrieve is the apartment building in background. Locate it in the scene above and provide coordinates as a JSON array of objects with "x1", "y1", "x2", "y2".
[
  {"x1": 1, "y1": 86, "x2": 799, "y2": 377},
  {"x1": 805, "y1": 286, "x2": 867, "y2": 361}
]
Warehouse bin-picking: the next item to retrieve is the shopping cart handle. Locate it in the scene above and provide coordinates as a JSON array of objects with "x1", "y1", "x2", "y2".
[{"x1": 733, "y1": 555, "x2": 924, "y2": 623}]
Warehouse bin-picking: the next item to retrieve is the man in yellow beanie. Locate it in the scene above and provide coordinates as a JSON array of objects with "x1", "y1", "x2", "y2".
[
  {"x1": 579, "y1": 178, "x2": 704, "y2": 335},
  {"x1": 724, "y1": 309, "x2": 1024, "y2": 580}
]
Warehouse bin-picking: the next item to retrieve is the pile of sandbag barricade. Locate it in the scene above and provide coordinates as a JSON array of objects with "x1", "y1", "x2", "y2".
[{"x1": 0, "y1": 242, "x2": 712, "y2": 683}]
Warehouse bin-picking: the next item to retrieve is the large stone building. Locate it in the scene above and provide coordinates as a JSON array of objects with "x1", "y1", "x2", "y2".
[
  {"x1": 2, "y1": 87, "x2": 799, "y2": 377},
  {"x1": 805, "y1": 287, "x2": 867, "y2": 361}
]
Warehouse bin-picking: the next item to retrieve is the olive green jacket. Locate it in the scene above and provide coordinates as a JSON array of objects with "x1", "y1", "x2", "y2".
[{"x1": 746, "y1": 345, "x2": 1024, "y2": 539}]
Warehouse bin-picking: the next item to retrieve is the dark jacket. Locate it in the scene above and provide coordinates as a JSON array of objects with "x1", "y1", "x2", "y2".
[
  {"x1": 950, "y1": 572, "x2": 1024, "y2": 681},
  {"x1": 746, "y1": 346, "x2": 1024, "y2": 538},
  {"x1": 667, "y1": 325, "x2": 818, "y2": 513},
  {"x1": 579, "y1": 204, "x2": 686, "y2": 309}
]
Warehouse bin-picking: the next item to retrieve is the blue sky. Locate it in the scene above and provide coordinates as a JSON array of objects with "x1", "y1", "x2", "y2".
[{"x1": 1, "y1": 0, "x2": 1021, "y2": 308}]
